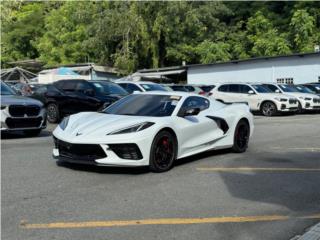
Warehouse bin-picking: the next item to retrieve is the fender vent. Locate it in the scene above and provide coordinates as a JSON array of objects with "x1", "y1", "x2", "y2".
[{"x1": 206, "y1": 116, "x2": 229, "y2": 134}]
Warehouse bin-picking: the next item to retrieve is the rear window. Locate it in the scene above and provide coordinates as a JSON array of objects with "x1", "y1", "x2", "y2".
[
  {"x1": 140, "y1": 84, "x2": 167, "y2": 92},
  {"x1": 92, "y1": 82, "x2": 128, "y2": 95}
]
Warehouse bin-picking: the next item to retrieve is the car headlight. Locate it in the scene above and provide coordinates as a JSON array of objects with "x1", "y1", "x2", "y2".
[
  {"x1": 305, "y1": 98, "x2": 312, "y2": 101},
  {"x1": 274, "y1": 98, "x2": 287, "y2": 102},
  {"x1": 59, "y1": 116, "x2": 70, "y2": 130},
  {"x1": 107, "y1": 122, "x2": 155, "y2": 135},
  {"x1": 1, "y1": 105, "x2": 7, "y2": 110}
]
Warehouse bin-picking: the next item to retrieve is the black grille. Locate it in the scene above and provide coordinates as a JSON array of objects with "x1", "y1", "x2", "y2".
[
  {"x1": 313, "y1": 98, "x2": 320, "y2": 103},
  {"x1": 289, "y1": 99, "x2": 297, "y2": 104},
  {"x1": 9, "y1": 105, "x2": 40, "y2": 117},
  {"x1": 54, "y1": 137, "x2": 106, "y2": 162},
  {"x1": 108, "y1": 144, "x2": 143, "y2": 160},
  {"x1": 6, "y1": 117, "x2": 42, "y2": 129}
]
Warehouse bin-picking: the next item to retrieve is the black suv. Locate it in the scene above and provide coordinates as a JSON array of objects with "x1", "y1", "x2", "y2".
[{"x1": 32, "y1": 79, "x2": 128, "y2": 123}]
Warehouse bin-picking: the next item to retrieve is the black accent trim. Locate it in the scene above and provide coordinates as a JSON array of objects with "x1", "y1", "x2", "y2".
[
  {"x1": 6, "y1": 117, "x2": 43, "y2": 129},
  {"x1": 108, "y1": 144, "x2": 143, "y2": 160},
  {"x1": 9, "y1": 105, "x2": 40, "y2": 117},
  {"x1": 206, "y1": 116, "x2": 229, "y2": 134},
  {"x1": 53, "y1": 137, "x2": 107, "y2": 163}
]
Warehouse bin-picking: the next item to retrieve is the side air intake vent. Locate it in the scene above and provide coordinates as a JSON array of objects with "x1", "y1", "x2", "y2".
[{"x1": 206, "y1": 116, "x2": 229, "y2": 134}]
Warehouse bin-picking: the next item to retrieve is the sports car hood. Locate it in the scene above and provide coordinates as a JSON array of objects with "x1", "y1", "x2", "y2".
[
  {"x1": 1, "y1": 95, "x2": 43, "y2": 106},
  {"x1": 64, "y1": 112, "x2": 159, "y2": 136}
]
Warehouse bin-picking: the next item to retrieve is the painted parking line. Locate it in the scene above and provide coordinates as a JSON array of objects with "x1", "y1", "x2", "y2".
[
  {"x1": 270, "y1": 147, "x2": 320, "y2": 152},
  {"x1": 196, "y1": 167, "x2": 320, "y2": 172},
  {"x1": 21, "y1": 213, "x2": 320, "y2": 229}
]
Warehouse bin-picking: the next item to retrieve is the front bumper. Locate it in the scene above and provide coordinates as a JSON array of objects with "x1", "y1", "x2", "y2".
[
  {"x1": 0, "y1": 108, "x2": 47, "y2": 131},
  {"x1": 275, "y1": 101, "x2": 299, "y2": 112},
  {"x1": 52, "y1": 134, "x2": 152, "y2": 167}
]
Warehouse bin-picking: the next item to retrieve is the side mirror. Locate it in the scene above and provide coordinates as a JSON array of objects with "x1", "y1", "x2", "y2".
[
  {"x1": 248, "y1": 90, "x2": 255, "y2": 95},
  {"x1": 275, "y1": 89, "x2": 280, "y2": 93},
  {"x1": 179, "y1": 107, "x2": 201, "y2": 117}
]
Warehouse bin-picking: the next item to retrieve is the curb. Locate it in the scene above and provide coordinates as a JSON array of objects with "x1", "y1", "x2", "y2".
[{"x1": 291, "y1": 223, "x2": 320, "y2": 240}]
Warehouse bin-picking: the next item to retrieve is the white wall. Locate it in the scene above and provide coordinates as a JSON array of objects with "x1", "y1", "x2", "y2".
[
  {"x1": 188, "y1": 54, "x2": 320, "y2": 85},
  {"x1": 38, "y1": 74, "x2": 90, "y2": 84}
]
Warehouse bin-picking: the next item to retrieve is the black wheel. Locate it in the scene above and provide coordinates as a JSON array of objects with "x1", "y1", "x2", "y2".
[
  {"x1": 47, "y1": 103, "x2": 60, "y2": 123},
  {"x1": 261, "y1": 101, "x2": 277, "y2": 116},
  {"x1": 232, "y1": 120, "x2": 250, "y2": 153},
  {"x1": 23, "y1": 129, "x2": 42, "y2": 137},
  {"x1": 149, "y1": 131, "x2": 177, "y2": 173}
]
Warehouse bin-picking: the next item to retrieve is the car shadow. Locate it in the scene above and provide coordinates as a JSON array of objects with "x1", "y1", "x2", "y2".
[
  {"x1": 175, "y1": 148, "x2": 232, "y2": 167},
  {"x1": 56, "y1": 148, "x2": 233, "y2": 174},
  {"x1": 216, "y1": 151, "x2": 320, "y2": 212},
  {"x1": 1, "y1": 130, "x2": 52, "y2": 139},
  {"x1": 56, "y1": 160, "x2": 150, "y2": 175}
]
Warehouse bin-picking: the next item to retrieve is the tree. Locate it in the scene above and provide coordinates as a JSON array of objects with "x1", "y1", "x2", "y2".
[
  {"x1": 1, "y1": 2, "x2": 45, "y2": 67},
  {"x1": 290, "y1": 9, "x2": 316, "y2": 52},
  {"x1": 246, "y1": 11, "x2": 291, "y2": 57},
  {"x1": 36, "y1": 2, "x2": 96, "y2": 66}
]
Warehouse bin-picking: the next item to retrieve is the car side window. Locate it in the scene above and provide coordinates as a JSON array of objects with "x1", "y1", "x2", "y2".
[
  {"x1": 266, "y1": 84, "x2": 278, "y2": 92},
  {"x1": 35, "y1": 86, "x2": 47, "y2": 94},
  {"x1": 239, "y1": 85, "x2": 252, "y2": 94},
  {"x1": 180, "y1": 96, "x2": 210, "y2": 112},
  {"x1": 60, "y1": 81, "x2": 77, "y2": 92},
  {"x1": 218, "y1": 85, "x2": 228, "y2": 92},
  {"x1": 126, "y1": 83, "x2": 142, "y2": 93},
  {"x1": 75, "y1": 82, "x2": 92, "y2": 93},
  {"x1": 171, "y1": 86, "x2": 188, "y2": 92},
  {"x1": 229, "y1": 84, "x2": 240, "y2": 93}
]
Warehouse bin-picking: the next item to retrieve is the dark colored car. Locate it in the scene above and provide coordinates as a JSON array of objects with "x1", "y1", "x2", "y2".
[{"x1": 31, "y1": 79, "x2": 128, "y2": 123}]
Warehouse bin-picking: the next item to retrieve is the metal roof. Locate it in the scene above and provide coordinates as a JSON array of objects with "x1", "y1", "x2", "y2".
[
  {"x1": 186, "y1": 52, "x2": 320, "y2": 69},
  {"x1": 137, "y1": 52, "x2": 320, "y2": 73}
]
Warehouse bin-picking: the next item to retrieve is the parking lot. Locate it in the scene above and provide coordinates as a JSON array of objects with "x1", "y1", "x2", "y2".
[{"x1": 2, "y1": 114, "x2": 320, "y2": 240}]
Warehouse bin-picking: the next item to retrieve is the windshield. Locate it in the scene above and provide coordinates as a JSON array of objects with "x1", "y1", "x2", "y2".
[
  {"x1": 140, "y1": 84, "x2": 167, "y2": 92},
  {"x1": 295, "y1": 85, "x2": 315, "y2": 94},
  {"x1": 104, "y1": 94, "x2": 180, "y2": 117},
  {"x1": 1, "y1": 82, "x2": 16, "y2": 95},
  {"x1": 251, "y1": 85, "x2": 271, "y2": 93},
  {"x1": 278, "y1": 84, "x2": 299, "y2": 93},
  {"x1": 92, "y1": 82, "x2": 128, "y2": 95}
]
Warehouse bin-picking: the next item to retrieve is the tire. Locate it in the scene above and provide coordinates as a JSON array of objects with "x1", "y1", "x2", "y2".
[
  {"x1": 47, "y1": 103, "x2": 60, "y2": 123},
  {"x1": 261, "y1": 101, "x2": 277, "y2": 116},
  {"x1": 23, "y1": 129, "x2": 42, "y2": 137},
  {"x1": 232, "y1": 120, "x2": 250, "y2": 153},
  {"x1": 149, "y1": 130, "x2": 177, "y2": 173}
]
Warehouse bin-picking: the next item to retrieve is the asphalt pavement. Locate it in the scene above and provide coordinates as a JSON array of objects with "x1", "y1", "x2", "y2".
[{"x1": 1, "y1": 114, "x2": 320, "y2": 240}]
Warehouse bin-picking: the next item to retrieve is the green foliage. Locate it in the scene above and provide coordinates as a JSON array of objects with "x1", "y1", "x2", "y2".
[
  {"x1": 290, "y1": 9, "x2": 316, "y2": 52},
  {"x1": 247, "y1": 11, "x2": 291, "y2": 56},
  {"x1": 1, "y1": 2, "x2": 45, "y2": 66},
  {"x1": 36, "y1": 2, "x2": 96, "y2": 66},
  {"x1": 1, "y1": 1, "x2": 320, "y2": 72}
]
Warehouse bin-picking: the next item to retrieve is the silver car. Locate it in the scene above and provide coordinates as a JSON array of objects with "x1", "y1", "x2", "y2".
[{"x1": 1, "y1": 81, "x2": 47, "y2": 136}]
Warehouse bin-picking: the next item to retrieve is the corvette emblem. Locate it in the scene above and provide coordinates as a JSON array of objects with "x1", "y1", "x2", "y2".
[{"x1": 76, "y1": 132, "x2": 82, "y2": 136}]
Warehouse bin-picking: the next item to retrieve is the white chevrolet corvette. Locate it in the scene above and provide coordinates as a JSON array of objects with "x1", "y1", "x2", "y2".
[{"x1": 52, "y1": 92, "x2": 254, "y2": 172}]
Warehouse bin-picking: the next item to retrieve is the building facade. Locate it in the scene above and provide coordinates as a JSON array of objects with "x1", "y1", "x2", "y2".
[{"x1": 187, "y1": 52, "x2": 320, "y2": 85}]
